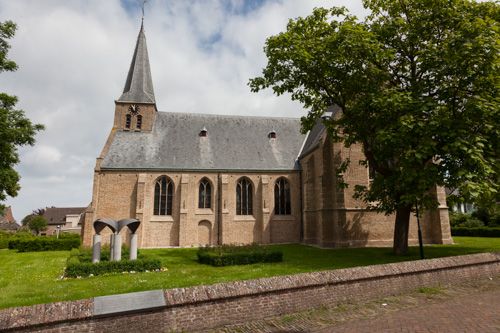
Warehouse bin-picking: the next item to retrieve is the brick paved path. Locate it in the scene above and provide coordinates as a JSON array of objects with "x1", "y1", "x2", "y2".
[
  {"x1": 314, "y1": 289, "x2": 500, "y2": 333},
  {"x1": 216, "y1": 277, "x2": 500, "y2": 333}
]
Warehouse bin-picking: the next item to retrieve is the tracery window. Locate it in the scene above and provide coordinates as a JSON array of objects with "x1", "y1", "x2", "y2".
[
  {"x1": 199, "y1": 178, "x2": 211, "y2": 209},
  {"x1": 274, "y1": 178, "x2": 291, "y2": 215},
  {"x1": 154, "y1": 177, "x2": 173, "y2": 215},
  {"x1": 236, "y1": 178, "x2": 252, "y2": 215}
]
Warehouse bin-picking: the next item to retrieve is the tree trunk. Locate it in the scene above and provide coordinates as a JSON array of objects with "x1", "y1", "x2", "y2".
[{"x1": 393, "y1": 203, "x2": 413, "y2": 255}]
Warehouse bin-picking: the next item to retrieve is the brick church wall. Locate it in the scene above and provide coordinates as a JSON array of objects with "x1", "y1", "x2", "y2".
[
  {"x1": 300, "y1": 136, "x2": 453, "y2": 248},
  {"x1": 83, "y1": 169, "x2": 302, "y2": 248}
]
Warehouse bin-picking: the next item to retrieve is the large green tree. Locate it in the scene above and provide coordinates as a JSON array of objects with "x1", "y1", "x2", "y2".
[
  {"x1": 0, "y1": 20, "x2": 44, "y2": 213},
  {"x1": 250, "y1": 0, "x2": 500, "y2": 255}
]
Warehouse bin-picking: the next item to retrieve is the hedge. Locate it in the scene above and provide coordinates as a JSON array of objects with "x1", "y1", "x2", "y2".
[
  {"x1": 9, "y1": 236, "x2": 81, "y2": 252},
  {"x1": 69, "y1": 246, "x2": 138, "y2": 263},
  {"x1": 197, "y1": 244, "x2": 283, "y2": 267},
  {"x1": 65, "y1": 249, "x2": 163, "y2": 278},
  {"x1": 0, "y1": 231, "x2": 34, "y2": 249},
  {"x1": 451, "y1": 227, "x2": 500, "y2": 237}
]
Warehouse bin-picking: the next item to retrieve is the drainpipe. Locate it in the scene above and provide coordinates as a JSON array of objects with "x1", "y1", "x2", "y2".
[
  {"x1": 299, "y1": 165, "x2": 304, "y2": 242},
  {"x1": 217, "y1": 172, "x2": 222, "y2": 245}
]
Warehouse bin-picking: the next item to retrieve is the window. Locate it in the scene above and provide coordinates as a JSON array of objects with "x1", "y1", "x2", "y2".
[
  {"x1": 236, "y1": 178, "x2": 252, "y2": 215},
  {"x1": 154, "y1": 177, "x2": 173, "y2": 215},
  {"x1": 274, "y1": 178, "x2": 291, "y2": 215},
  {"x1": 125, "y1": 114, "x2": 131, "y2": 129},
  {"x1": 137, "y1": 115, "x2": 142, "y2": 129},
  {"x1": 199, "y1": 178, "x2": 211, "y2": 209},
  {"x1": 369, "y1": 165, "x2": 376, "y2": 180}
]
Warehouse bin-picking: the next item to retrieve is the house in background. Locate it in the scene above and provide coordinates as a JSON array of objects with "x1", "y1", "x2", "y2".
[
  {"x1": 41, "y1": 207, "x2": 87, "y2": 236},
  {"x1": 0, "y1": 206, "x2": 20, "y2": 233},
  {"x1": 445, "y1": 188, "x2": 474, "y2": 215}
]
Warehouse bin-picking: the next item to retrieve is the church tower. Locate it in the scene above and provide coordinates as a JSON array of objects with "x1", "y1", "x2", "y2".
[{"x1": 113, "y1": 22, "x2": 156, "y2": 132}]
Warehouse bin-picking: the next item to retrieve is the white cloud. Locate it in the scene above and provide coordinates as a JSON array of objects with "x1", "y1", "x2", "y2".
[{"x1": 0, "y1": 0, "x2": 368, "y2": 220}]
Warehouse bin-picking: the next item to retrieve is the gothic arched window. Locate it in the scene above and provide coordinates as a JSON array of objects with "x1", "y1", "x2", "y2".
[
  {"x1": 154, "y1": 177, "x2": 173, "y2": 216},
  {"x1": 236, "y1": 178, "x2": 253, "y2": 215},
  {"x1": 199, "y1": 178, "x2": 211, "y2": 209},
  {"x1": 274, "y1": 178, "x2": 291, "y2": 215}
]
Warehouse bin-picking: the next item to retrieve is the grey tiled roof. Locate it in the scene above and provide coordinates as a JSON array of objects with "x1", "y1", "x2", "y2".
[
  {"x1": 42, "y1": 207, "x2": 87, "y2": 225},
  {"x1": 299, "y1": 105, "x2": 341, "y2": 158},
  {"x1": 117, "y1": 23, "x2": 155, "y2": 104},
  {"x1": 101, "y1": 112, "x2": 306, "y2": 171}
]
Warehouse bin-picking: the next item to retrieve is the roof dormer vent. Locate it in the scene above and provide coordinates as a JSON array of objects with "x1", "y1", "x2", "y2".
[
  {"x1": 200, "y1": 126, "x2": 208, "y2": 137},
  {"x1": 268, "y1": 128, "x2": 276, "y2": 139}
]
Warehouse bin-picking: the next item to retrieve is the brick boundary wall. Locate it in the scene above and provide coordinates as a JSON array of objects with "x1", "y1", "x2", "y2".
[{"x1": 1, "y1": 252, "x2": 499, "y2": 332}]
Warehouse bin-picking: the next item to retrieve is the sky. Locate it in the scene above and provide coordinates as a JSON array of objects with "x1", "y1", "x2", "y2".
[{"x1": 0, "y1": 0, "x2": 369, "y2": 221}]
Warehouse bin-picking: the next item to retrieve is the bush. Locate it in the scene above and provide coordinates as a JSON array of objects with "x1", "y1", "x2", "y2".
[
  {"x1": 449, "y1": 212, "x2": 484, "y2": 228},
  {"x1": 451, "y1": 227, "x2": 500, "y2": 237},
  {"x1": 9, "y1": 236, "x2": 81, "y2": 252},
  {"x1": 0, "y1": 231, "x2": 34, "y2": 249},
  {"x1": 471, "y1": 207, "x2": 500, "y2": 228},
  {"x1": 65, "y1": 249, "x2": 163, "y2": 278},
  {"x1": 197, "y1": 244, "x2": 283, "y2": 267},
  {"x1": 73, "y1": 244, "x2": 139, "y2": 263}
]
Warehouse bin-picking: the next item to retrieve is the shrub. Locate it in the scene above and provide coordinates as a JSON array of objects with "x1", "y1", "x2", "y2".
[
  {"x1": 65, "y1": 249, "x2": 163, "y2": 278},
  {"x1": 197, "y1": 244, "x2": 283, "y2": 267},
  {"x1": 449, "y1": 212, "x2": 484, "y2": 228},
  {"x1": 451, "y1": 227, "x2": 500, "y2": 237},
  {"x1": 74, "y1": 244, "x2": 138, "y2": 263},
  {"x1": 9, "y1": 236, "x2": 81, "y2": 252},
  {"x1": 471, "y1": 207, "x2": 500, "y2": 228},
  {"x1": 0, "y1": 232, "x2": 34, "y2": 249}
]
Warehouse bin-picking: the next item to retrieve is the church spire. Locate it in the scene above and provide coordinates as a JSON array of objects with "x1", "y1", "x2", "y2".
[{"x1": 117, "y1": 22, "x2": 155, "y2": 104}]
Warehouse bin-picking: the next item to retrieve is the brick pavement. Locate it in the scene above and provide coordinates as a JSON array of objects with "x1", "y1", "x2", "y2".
[
  {"x1": 314, "y1": 289, "x2": 500, "y2": 332},
  {"x1": 216, "y1": 276, "x2": 500, "y2": 333}
]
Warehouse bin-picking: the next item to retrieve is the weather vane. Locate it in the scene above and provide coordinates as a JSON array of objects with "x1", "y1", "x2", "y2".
[{"x1": 142, "y1": 0, "x2": 147, "y2": 21}]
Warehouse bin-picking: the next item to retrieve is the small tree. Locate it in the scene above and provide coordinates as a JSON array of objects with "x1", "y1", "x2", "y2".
[
  {"x1": 21, "y1": 208, "x2": 45, "y2": 226},
  {"x1": 29, "y1": 216, "x2": 48, "y2": 235}
]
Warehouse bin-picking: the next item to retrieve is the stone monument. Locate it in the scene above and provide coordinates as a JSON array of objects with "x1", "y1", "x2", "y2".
[{"x1": 92, "y1": 219, "x2": 140, "y2": 263}]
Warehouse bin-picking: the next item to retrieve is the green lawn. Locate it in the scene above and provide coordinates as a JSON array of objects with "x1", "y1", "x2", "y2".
[{"x1": 0, "y1": 236, "x2": 498, "y2": 309}]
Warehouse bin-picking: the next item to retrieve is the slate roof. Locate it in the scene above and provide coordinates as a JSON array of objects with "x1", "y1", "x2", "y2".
[
  {"x1": 117, "y1": 23, "x2": 155, "y2": 104},
  {"x1": 42, "y1": 207, "x2": 87, "y2": 225},
  {"x1": 299, "y1": 105, "x2": 341, "y2": 158},
  {"x1": 101, "y1": 112, "x2": 306, "y2": 171}
]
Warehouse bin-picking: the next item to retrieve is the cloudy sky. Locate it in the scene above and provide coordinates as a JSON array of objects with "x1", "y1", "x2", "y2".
[{"x1": 0, "y1": 0, "x2": 369, "y2": 221}]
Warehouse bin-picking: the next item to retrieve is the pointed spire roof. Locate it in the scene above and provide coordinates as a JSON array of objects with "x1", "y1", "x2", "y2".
[{"x1": 117, "y1": 23, "x2": 155, "y2": 104}]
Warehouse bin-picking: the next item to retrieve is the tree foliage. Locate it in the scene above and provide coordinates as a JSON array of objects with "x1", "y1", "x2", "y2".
[
  {"x1": 28, "y1": 216, "x2": 48, "y2": 234},
  {"x1": 0, "y1": 20, "x2": 45, "y2": 211},
  {"x1": 250, "y1": 0, "x2": 500, "y2": 254},
  {"x1": 21, "y1": 207, "x2": 46, "y2": 226}
]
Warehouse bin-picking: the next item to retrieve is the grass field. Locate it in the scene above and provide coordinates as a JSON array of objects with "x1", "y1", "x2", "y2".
[{"x1": 0, "y1": 236, "x2": 498, "y2": 309}]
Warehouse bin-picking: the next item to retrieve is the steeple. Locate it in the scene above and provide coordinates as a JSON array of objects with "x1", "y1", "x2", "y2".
[{"x1": 117, "y1": 23, "x2": 155, "y2": 104}]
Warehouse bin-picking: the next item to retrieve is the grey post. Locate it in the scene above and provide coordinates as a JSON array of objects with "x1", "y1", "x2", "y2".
[
  {"x1": 110, "y1": 234, "x2": 115, "y2": 261},
  {"x1": 92, "y1": 234, "x2": 102, "y2": 263},
  {"x1": 129, "y1": 233, "x2": 138, "y2": 260},
  {"x1": 113, "y1": 234, "x2": 122, "y2": 261}
]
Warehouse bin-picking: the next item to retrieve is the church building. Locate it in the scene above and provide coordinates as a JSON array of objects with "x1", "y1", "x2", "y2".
[{"x1": 81, "y1": 24, "x2": 452, "y2": 248}]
